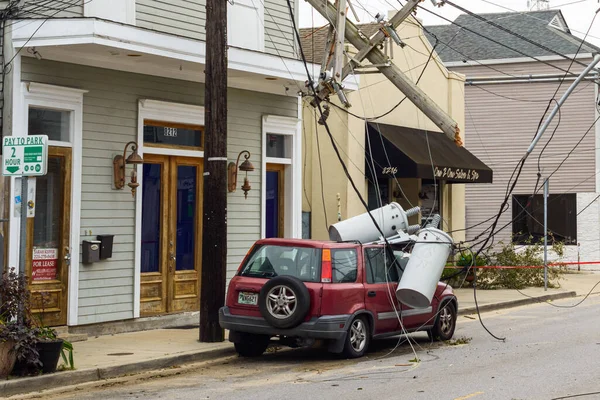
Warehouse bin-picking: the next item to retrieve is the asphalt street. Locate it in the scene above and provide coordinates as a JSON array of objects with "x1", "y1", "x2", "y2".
[{"x1": 35, "y1": 295, "x2": 600, "y2": 400}]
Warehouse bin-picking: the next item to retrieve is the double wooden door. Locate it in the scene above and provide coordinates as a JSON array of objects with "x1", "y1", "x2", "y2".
[{"x1": 140, "y1": 155, "x2": 203, "y2": 316}]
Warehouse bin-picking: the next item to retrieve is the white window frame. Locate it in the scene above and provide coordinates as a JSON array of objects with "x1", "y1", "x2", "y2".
[
  {"x1": 9, "y1": 81, "x2": 86, "y2": 326},
  {"x1": 261, "y1": 114, "x2": 302, "y2": 239},
  {"x1": 134, "y1": 99, "x2": 205, "y2": 318}
]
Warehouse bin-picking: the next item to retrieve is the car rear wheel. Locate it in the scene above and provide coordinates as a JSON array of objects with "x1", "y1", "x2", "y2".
[
  {"x1": 234, "y1": 333, "x2": 270, "y2": 357},
  {"x1": 259, "y1": 276, "x2": 311, "y2": 329},
  {"x1": 430, "y1": 302, "x2": 456, "y2": 341},
  {"x1": 342, "y1": 316, "x2": 370, "y2": 358}
]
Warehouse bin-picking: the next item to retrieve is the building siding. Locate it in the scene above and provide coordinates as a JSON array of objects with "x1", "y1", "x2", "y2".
[
  {"x1": 136, "y1": 0, "x2": 206, "y2": 41},
  {"x1": 450, "y1": 60, "x2": 596, "y2": 247},
  {"x1": 21, "y1": 56, "x2": 297, "y2": 325},
  {"x1": 136, "y1": 0, "x2": 296, "y2": 58},
  {"x1": 264, "y1": 0, "x2": 296, "y2": 58}
]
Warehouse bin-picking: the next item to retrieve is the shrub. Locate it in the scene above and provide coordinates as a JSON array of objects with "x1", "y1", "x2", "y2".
[
  {"x1": 443, "y1": 238, "x2": 567, "y2": 290},
  {"x1": 475, "y1": 239, "x2": 566, "y2": 290}
]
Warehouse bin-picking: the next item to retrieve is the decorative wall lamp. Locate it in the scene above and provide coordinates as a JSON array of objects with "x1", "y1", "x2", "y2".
[
  {"x1": 113, "y1": 141, "x2": 144, "y2": 197},
  {"x1": 228, "y1": 150, "x2": 255, "y2": 199}
]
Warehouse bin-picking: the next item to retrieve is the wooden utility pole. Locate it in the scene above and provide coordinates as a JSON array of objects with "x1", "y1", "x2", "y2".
[
  {"x1": 309, "y1": 0, "x2": 463, "y2": 145},
  {"x1": 200, "y1": 0, "x2": 228, "y2": 342}
]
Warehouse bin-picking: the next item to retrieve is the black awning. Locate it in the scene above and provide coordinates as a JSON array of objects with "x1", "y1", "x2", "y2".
[{"x1": 366, "y1": 123, "x2": 493, "y2": 184}]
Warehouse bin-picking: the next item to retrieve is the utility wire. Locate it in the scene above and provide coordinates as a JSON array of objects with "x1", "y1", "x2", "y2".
[
  {"x1": 3, "y1": 0, "x2": 95, "y2": 72},
  {"x1": 473, "y1": 0, "x2": 600, "y2": 42},
  {"x1": 416, "y1": 5, "x2": 584, "y2": 77}
]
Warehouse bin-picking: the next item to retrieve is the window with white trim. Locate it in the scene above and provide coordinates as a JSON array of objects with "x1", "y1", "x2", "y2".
[{"x1": 262, "y1": 115, "x2": 301, "y2": 239}]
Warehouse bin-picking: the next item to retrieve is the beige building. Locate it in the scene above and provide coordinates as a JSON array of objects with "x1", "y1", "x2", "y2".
[{"x1": 299, "y1": 17, "x2": 492, "y2": 242}]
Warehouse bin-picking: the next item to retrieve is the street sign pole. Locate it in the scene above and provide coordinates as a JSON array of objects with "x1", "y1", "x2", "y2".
[
  {"x1": 17, "y1": 177, "x2": 27, "y2": 323},
  {"x1": 544, "y1": 178, "x2": 549, "y2": 292},
  {"x1": 2, "y1": 135, "x2": 49, "y2": 323}
]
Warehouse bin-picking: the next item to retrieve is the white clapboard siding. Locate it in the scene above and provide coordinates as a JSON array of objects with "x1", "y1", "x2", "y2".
[
  {"x1": 450, "y1": 60, "x2": 596, "y2": 246},
  {"x1": 21, "y1": 57, "x2": 298, "y2": 325},
  {"x1": 264, "y1": 0, "x2": 296, "y2": 58}
]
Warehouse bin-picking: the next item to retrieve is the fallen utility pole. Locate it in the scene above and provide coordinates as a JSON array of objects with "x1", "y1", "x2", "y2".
[
  {"x1": 200, "y1": 0, "x2": 228, "y2": 342},
  {"x1": 308, "y1": 0, "x2": 462, "y2": 145}
]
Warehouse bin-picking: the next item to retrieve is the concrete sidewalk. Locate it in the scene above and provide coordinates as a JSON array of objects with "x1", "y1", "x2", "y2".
[
  {"x1": 2, "y1": 271, "x2": 599, "y2": 398},
  {"x1": 454, "y1": 270, "x2": 600, "y2": 314}
]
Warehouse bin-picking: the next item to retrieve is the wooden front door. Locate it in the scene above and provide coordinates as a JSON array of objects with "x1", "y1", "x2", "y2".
[
  {"x1": 26, "y1": 147, "x2": 71, "y2": 327},
  {"x1": 266, "y1": 163, "x2": 285, "y2": 238},
  {"x1": 140, "y1": 155, "x2": 203, "y2": 316}
]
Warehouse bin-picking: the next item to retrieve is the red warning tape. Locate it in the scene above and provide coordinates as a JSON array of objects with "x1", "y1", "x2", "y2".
[{"x1": 447, "y1": 261, "x2": 600, "y2": 270}]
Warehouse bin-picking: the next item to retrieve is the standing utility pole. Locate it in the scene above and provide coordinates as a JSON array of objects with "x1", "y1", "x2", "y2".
[{"x1": 200, "y1": 0, "x2": 228, "y2": 342}]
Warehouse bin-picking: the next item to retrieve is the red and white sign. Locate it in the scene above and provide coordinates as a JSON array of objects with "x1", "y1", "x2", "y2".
[{"x1": 32, "y1": 248, "x2": 58, "y2": 282}]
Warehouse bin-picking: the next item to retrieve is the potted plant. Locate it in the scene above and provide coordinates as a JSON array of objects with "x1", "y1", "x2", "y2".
[{"x1": 0, "y1": 268, "x2": 41, "y2": 377}]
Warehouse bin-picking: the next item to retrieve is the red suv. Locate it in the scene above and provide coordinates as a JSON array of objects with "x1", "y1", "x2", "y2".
[{"x1": 219, "y1": 238, "x2": 457, "y2": 358}]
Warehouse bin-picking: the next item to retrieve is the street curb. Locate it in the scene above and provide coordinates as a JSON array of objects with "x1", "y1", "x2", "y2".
[
  {"x1": 458, "y1": 290, "x2": 577, "y2": 316},
  {"x1": 0, "y1": 346, "x2": 236, "y2": 398}
]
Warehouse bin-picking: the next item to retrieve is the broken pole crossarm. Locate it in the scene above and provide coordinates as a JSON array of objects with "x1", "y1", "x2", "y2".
[
  {"x1": 320, "y1": 25, "x2": 336, "y2": 78},
  {"x1": 333, "y1": 0, "x2": 347, "y2": 79},
  {"x1": 307, "y1": 0, "x2": 462, "y2": 144},
  {"x1": 527, "y1": 53, "x2": 600, "y2": 155},
  {"x1": 340, "y1": 0, "x2": 421, "y2": 81}
]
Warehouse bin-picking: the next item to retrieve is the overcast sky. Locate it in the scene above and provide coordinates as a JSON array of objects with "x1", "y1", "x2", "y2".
[{"x1": 299, "y1": 0, "x2": 600, "y2": 47}]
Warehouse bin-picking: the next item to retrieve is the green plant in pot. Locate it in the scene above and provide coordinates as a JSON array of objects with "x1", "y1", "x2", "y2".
[
  {"x1": 23, "y1": 292, "x2": 75, "y2": 375},
  {"x1": 1, "y1": 269, "x2": 74, "y2": 376}
]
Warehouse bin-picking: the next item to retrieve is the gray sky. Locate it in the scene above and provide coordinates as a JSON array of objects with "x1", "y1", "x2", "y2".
[{"x1": 299, "y1": 0, "x2": 600, "y2": 47}]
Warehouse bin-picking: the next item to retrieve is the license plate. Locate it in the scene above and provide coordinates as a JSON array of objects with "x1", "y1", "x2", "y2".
[{"x1": 238, "y1": 292, "x2": 258, "y2": 305}]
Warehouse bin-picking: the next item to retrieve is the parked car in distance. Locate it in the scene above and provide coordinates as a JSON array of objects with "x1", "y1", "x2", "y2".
[{"x1": 219, "y1": 238, "x2": 458, "y2": 358}]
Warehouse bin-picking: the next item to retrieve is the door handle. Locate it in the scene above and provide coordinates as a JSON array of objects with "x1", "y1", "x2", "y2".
[
  {"x1": 368, "y1": 291, "x2": 376, "y2": 297},
  {"x1": 64, "y1": 247, "x2": 71, "y2": 266}
]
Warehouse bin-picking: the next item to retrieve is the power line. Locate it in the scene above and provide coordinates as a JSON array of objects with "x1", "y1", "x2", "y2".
[
  {"x1": 474, "y1": 0, "x2": 600, "y2": 42},
  {"x1": 416, "y1": 4, "x2": 585, "y2": 77}
]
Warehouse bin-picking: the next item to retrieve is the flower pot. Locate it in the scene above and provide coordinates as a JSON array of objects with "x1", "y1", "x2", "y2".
[
  {"x1": 37, "y1": 339, "x2": 64, "y2": 374},
  {"x1": 0, "y1": 341, "x2": 17, "y2": 379}
]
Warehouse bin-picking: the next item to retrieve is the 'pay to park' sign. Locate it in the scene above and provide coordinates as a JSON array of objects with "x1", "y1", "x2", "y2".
[{"x1": 2, "y1": 135, "x2": 48, "y2": 177}]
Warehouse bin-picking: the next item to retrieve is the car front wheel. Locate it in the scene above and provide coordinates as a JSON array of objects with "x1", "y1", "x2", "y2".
[
  {"x1": 342, "y1": 316, "x2": 370, "y2": 358},
  {"x1": 234, "y1": 333, "x2": 270, "y2": 357},
  {"x1": 430, "y1": 302, "x2": 456, "y2": 341}
]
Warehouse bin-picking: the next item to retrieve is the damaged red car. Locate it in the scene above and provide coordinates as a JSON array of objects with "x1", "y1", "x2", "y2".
[{"x1": 219, "y1": 238, "x2": 457, "y2": 358}]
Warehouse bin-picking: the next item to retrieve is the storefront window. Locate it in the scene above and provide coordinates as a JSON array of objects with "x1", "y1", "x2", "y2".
[
  {"x1": 420, "y1": 182, "x2": 441, "y2": 226},
  {"x1": 368, "y1": 180, "x2": 389, "y2": 211}
]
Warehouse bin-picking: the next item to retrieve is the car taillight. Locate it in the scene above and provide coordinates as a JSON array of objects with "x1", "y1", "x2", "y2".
[{"x1": 321, "y1": 249, "x2": 332, "y2": 283}]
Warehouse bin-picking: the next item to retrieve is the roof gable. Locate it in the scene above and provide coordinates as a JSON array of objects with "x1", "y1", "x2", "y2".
[{"x1": 425, "y1": 10, "x2": 598, "y2": 63}]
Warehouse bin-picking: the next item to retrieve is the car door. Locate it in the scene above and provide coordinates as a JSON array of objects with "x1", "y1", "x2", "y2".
[
  {"x1": 396, "y1": 250, "x2": 435, "y2": 329},
  {"x1": 363, "y1": 246, "x2": 401, "y2": 334}
]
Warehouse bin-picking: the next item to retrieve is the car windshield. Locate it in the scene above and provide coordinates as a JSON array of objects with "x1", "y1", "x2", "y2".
[{"x1": 239, "y1": 245, "x2": 321, "y2": 282}]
